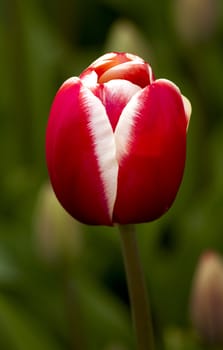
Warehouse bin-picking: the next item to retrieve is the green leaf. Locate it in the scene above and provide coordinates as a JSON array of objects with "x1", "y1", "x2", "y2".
[{"x1": 0, "y1": 294, "x2": 62, "y2": 350}]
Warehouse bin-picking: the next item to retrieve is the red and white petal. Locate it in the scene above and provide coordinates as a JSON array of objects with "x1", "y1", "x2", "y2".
[
  {"x1": 158, "y1": 79, "x2": 191, "y2": 130},
  {"x1": 79, "y1": 69, "x2": 98, "y2": 89},
  {"x1": 82, "y1": 52, "x2": 129, "y2": 81},
  {"x1": 99, "y1": 61, "x2": 152, "y2": 88},
  {"x1": 90, "y1": 52, "x2": 118, "y2": 68},
  {"x1": 113, "y1": 79, "x2": 188, "y2": 224},
  {"x1": 84, "y1": 87, "x2": 119, "y2": 222},
  {"x1": 125, "y1": 53, "x2": 145, "y2": 63},
  {"x1": 46, "y1": 79, "x2": 118, "y2": 225},
  {"x1": 93, "y1": 79, "x2": 141, "y2": 131}
]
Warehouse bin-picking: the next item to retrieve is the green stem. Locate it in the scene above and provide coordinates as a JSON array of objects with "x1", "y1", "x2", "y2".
[{"x1": 118, "y1": 224, "x2": 155, "y2": 350}]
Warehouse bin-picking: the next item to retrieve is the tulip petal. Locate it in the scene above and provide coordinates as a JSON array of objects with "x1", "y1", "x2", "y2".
[
  {"x1": 182, "y1": 95, "x2": 192, "y2": 130},
  {"x1": 93, "y1": 79, "x2": 141, "y2": 131},
  {"x1": 114, "y1": 79, "x2": 188, "y2": 224},
  {"x1": 81, "y1": 52, "x2": 128, "y2": 81},
  {"x1": 46, "y1": 78, "x2": 118, "y2": 225},
  {"x1": 99, "y1": 61, "x2": 153, "y2": 88}
]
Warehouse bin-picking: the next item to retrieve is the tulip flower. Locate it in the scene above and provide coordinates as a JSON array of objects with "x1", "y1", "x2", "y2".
[{"x1": 46, "y1": 52, "x2": 191, "y2": 226}]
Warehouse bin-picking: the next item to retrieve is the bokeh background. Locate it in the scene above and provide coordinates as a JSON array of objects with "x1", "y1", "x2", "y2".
[{"x1": 1, "y1": 0, "x2": 223, "y2": 349}]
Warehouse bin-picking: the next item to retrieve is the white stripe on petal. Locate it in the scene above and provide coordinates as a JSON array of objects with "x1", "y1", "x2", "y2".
[
  {"x1": 103, "y1": 79, "x2": 141, "y2": 105},
  {"x1": 126, "y1": 53, "x2": 144, "y2": 63},
  {"x1": 115, "y1": 89, "x2": 143, "y2": 162},
  {"x1": 60, "y1": 77, "x2": 80, "y2": 89},
  {"x1": 155, "y1": 78, "x2": 181, "y2": 92},
  {"x1": 80, "y1": 86, "x2": 118, "y2": 219},
  {"x1": 81, "y1": 70, "x2": 98, "y2": 89}
]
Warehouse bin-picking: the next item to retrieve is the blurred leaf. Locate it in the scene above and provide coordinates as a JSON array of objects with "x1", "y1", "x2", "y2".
[
  {"x1": 0, "y1": 293, "x2": 62, "y2": 350},
  {"x1": 77, "y1": 278, "x2": 133, "y2": 350},
  {"x1": 164, "y1": 328, "x2": 203, "y2": 350},
  {"x1": 0, "y1": 248, "x2": 19, "y2": 285}
]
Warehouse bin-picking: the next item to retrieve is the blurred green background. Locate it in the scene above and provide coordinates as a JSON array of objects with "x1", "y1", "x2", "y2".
[{"x1": 1, "y1": 0, "x2": 223, "y2": 349}]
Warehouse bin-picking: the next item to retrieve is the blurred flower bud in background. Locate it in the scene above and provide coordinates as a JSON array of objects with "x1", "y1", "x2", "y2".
[
  {"x1": 173, "y1": 0, "x2": 220, "y2": 44},
  {"x1": 190, "y1": 251, "x2": 223, "y2": 345},
  {"x1": 33, "y1": 182, "x2": 83, "y2": 266},
  {"x1": 105, "y1": 19, "x2": 152, "y2": 60}
]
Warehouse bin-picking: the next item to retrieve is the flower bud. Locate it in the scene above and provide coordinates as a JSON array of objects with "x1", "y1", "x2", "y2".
[
  {"x1": 46, "y1": 52, "x2": 191, "y2": 226},
  {"x1": 190, "y1": 251, "x2": 223, "y2": 344},
  {"x1": 174, "y1": 0, "x2": 220, "y2": 43},
  {"x1": 105, "y1": 19, "x2": 151, "y2": 60},
  {"x1": 33, "y1": 182, "x2": 83, "y2": 265}
]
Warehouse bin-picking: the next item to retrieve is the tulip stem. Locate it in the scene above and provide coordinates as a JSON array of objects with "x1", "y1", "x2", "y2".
[{"x1": 118, "y1": 224, "x2": 155, "y2": 350}]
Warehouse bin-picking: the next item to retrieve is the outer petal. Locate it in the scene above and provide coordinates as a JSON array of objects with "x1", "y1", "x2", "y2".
[
  {"x1": 113, "y1": 79, "x2": 188, "y2": 224},
  {"x1": 46, "y1": 78, "x2": 118, "y2": 225}
]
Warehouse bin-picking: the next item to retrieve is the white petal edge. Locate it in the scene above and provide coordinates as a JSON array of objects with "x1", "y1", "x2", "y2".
[
  {"x1": 147, "y1": 64, "x2": 154, "y2": 82},
  {"x1": 114, "y1": 87, "x2": 144, "y2": 163},
  {"x1": 182, "y1": 95, "x2": 192, "y2": 130},
  {"x1": 114, "y1": 78, "x2": 191, "y2": 163},
  {"x1": 81, "y1": 70, "x2": 98, "y2": 89},
  {"x1": 126, "y1": 52, "x2": 145, "y2": 63},
  {"x1": 103, "y1": 79, "x2": 141, "y2": 104},
  {"x1": 90, "y1": 53, "x2": 117, "y2": 68},
  {"x1": 80, "y1": 85, "x2": 119, "y2": 220},
  {"x1": 155, "y1": 78, "x2": 181, "y2": 92},
  {"x1": 60, "y1": 77, "x2": 80, "y2": 90},
  {"x1": 156, "y1": 79, "x2": 192, "y2": 130}
]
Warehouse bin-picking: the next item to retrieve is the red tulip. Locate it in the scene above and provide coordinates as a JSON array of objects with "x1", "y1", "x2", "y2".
[{"x1": 46, "y1": 52, "x2": 191, "y2": 226}]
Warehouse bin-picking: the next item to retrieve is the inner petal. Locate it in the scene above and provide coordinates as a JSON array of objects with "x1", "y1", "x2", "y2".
[
  {"x1": 99, "y1": 61, "x2": 153, "y2": 88},
  {"x1": 94, "y1": 79, "x2": 141, "y2": 131},
  {"x1": 90, "y1": 52, "x2": 131, "y2": 78}
]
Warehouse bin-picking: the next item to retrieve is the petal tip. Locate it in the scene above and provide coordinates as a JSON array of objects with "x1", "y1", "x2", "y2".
[{"x1": 182, "y1": 95, "x2": 192, "y2": 130}]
